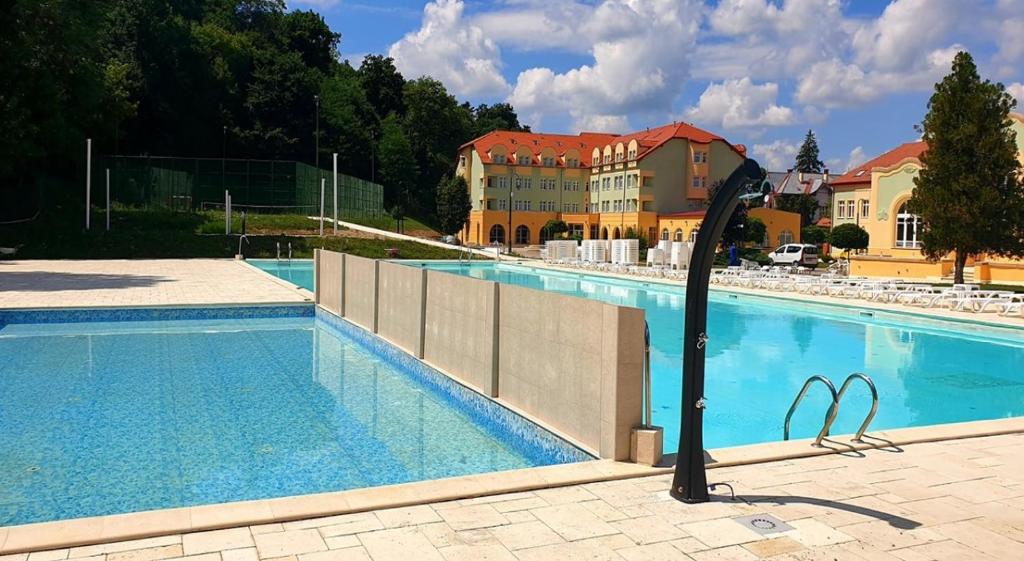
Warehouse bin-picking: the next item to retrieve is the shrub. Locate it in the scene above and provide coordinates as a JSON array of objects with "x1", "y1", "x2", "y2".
[{"x1": 830, "y1": 223, "x2": 869, "y2": 251}]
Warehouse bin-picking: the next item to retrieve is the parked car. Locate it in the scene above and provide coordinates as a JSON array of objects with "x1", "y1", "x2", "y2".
[{"x1": 767, "y1": 243, "x2": 819, "y2": 267}]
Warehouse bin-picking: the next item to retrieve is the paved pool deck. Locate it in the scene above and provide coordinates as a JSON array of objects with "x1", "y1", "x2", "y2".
[
  {"x1": 4, "y1": 432, "x2": 1024, "y2": 560},
  {"x1": 0, "y1": 259, "x2": 311, "y2": 309}
]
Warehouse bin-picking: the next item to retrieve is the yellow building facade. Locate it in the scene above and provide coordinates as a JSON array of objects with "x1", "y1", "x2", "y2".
[
  {"x1": 456, "y1": 123, "x2": 747, "y2": 247},
  {"x1": 654, "y1": 207, "x2": 800, "y2": 248},
  {"x1": 832, "y1": 112, "x2": 1024, "y2": 283}
]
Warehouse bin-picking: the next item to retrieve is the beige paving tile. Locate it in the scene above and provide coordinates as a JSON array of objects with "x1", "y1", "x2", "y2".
[
  {"x1": 617, "y1": 542, "x2": 695, "y2": 561},
  {"x1": 677, "y1": 518, "x2": 765, "y2": 549},
  {"x1": 253, "y1": 530, "x2": 327, "y2": 558},
  {"x1": 321, "y1": 536, "x2": 359, "y2": 551},
  {"x1": 611, "y1": 516, "x2": 687, "y2": 545},
  {"x1": 928, "y1": 520, "x2": 1024, "y2": 559},
  {"x1": 357, "y1": 528, "x2": 443, "y2": 561},
  {"x1": 501, "y1": 511, "x2": 535, "y2": 524},
  {"x1": 220, "y1": 548, "x2": 258, "y2": 561},
  {"x1": 689, "y1": 545, "x2": 759, "y2": 561},
  {"x1": 531, "y1": 486, "x2": 598, "y2": 505},
  {"x1": 435, "y1": 505, "x2": 508, "y2": 531},
  {"x1": 490, "y1": 498, "x2": 547, "y2": 513},
  {"x1": 0, "y1": 555, "x2": 29, "y2": 561},
  {"x1": 893, "y1": 540, "x2": 999, "y2": 561},
  {"x1": 160, "y1": 554, "x2": 220, "y2": 561},
  {"x1": 373, "y1": 505, "x2": 442, "y2": 529},
  {"x1": 742, "y1": 537, "x2": 806, "y2": 558},
  {"x1": 512, "y1": 541, "x2": 622, "y2": 561},
  {"x1": 436, "y1": 544, "x2": 516, "y2": 561},
  {"x1": 530, "y1": 503, "x2": 619, "y2": 541},
  {"x1": 249, "y1": 524, "x2": 284, "y2": 535},
  {"x1": 668, "y1": 538, "x2": 709, "y2": 555},
  {"x1": 839, "y1": 520, "x2": 943, "y2": 551},
  {"x1": 315, "y1": 515, "x2": 383, "y2": 538},
  {"x1": 782, "y1": 518, "x2": 854, "y2": 548},
  {"x1": 65, "y1": 556, "x2": 103, "y2": 561},
  {"x1": 107, "y1": 544, "x2": 183, "y2": 561},
  {"x1": 27, "y1": 551, "x2": 68, "y2": 561},
  {"x1": 183, "y1": 529, "x2": 254, "y2": 556},
  {"x1": 69, "y1": 537, "x2": 182, "y2": 558},
  {"x1": 578, "y1": 500, "x2": 630, "y2": 522},
  {"x1": 489, "y1": 521, "x2": 564, "y2": 551},
  {"x1": 297, "y1": 549, "x2": 372, "y2": 561}
]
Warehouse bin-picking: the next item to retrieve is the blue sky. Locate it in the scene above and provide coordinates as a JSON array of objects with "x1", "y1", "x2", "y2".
[{"x1": 294, "y1": 0, "x2": 1024, "y2": 173}]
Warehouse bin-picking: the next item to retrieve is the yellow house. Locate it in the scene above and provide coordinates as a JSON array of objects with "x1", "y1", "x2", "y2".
[
  {"x1": 456, "y1": 122, "x2": 747, "y2": 247},
  {"x1": 832, "y1": 112, "x2": 1024, "y2": 283}
]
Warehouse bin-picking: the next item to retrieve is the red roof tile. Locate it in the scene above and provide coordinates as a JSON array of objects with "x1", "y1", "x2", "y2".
[
  {"x1": 831, "y1": 141, "x2": 927, "y2": 186},
  {"x1": 659, "y1": 210, "x2": 707, "y2": 218}
]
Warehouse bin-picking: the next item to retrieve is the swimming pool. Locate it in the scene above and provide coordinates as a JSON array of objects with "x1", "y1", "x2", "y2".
[
  {"x1": 0, "y1": 305, "x2": 587, "y2": 526},
  {"x1": 253, "y1": 259, "x2": 1024, "y2": 452}
]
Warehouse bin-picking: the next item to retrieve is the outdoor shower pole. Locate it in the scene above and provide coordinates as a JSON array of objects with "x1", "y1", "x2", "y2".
[
  {"x1": 670, "y1": 158, "x2": 762, "y2": 504},
  {"x1": 319, "y1": 177, "x2": 325, "y2": 237}
]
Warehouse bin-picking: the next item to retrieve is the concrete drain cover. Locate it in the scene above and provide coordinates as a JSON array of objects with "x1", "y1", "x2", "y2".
[{"x1": 733, "y1": 514, "x2": 793, "y2": 535}]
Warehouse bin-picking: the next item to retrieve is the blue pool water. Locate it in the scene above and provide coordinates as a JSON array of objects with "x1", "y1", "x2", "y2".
[
  {"x1": 0, "y1": 306, "x2": 586, "y2": 526},
  {"x1": 254, "y1": 260, "x2": 1024, "y2": 452}
]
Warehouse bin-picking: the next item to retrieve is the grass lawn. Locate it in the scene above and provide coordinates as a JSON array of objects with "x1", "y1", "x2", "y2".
[{"x1": 1, "y1": 206, "x2": 469, "y2": 260}]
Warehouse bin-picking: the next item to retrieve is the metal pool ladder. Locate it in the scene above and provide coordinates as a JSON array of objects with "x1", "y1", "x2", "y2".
[
  {"x1": 457, "y1": 245, "x2": 473, "y2": 266},
  {"x1": 784, "y1": 373, "x2": 879, "y2": 446}
]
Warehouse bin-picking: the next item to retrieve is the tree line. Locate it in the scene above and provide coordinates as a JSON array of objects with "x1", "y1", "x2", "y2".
[{"x1": 0, "y1": 0, "x2": 529, "y2": 221}]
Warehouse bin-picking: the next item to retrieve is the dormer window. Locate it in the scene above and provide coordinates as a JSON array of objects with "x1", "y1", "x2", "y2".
[
  {"x1": 628, "y1": 149, "x2": 636, "y2": 159},
  {"x1": 542, "y1": 157, "x2": 555, "y2": 167},
  {"x1": 492, "y1": 154, "x2": 506, "y2": 164},
  {"x1": 518, "y1": 155, "x2": 531, "y2": 165},
  {"x1": 603, "y1": 154, "x2": 611, "y2": 164}
]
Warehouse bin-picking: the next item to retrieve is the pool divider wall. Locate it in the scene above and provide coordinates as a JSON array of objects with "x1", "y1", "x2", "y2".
[{"x1": 313, "y1": 249, "x2": 644, "y2": 460}]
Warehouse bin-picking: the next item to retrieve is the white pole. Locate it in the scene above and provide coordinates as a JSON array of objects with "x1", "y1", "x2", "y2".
[
  {"x1": 85, "y1": 138, "x2": 92, "y2": 230},
  {"x1": 105, "y1": 168, "x2": 110, "y2": 231},
  {"x1": 319, "y1": 177, "x2": 325, "y2": 237},
  {"x1": 225, "y1": 190, "x2": 231, "y2": 235},
  {"x1": 332, "y1": 152, "x2": 338, "y2": 234}
]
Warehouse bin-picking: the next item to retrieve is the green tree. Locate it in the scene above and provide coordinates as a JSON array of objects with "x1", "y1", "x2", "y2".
[
  {"x1": 436, "y1": 175, "x2": 472, "y2": 236},
  {"x1": 801, "y1": 225, "x2": 828, "y2": 245},
  {"x1": 358, "y1": 55, "x2": 406, "y2": 119},
  {"x1": 378, "y1": 114, "x2": 418, "y2": 209},
  {"x1": 542, "y1": 219, "x2": 568, "y2": 240},
  {"x1": 774, "y1": 193, "x2": 820, "y2": 227},
  {"x1": 402, "y1": 77, "x2": 474, "y2": 216},
  {"x1": 745, "y1": 217, "x2": 767, "y2": 246},
  {"x1": 707, "y1": 179, "x2": 749, "y2": 246},
  {"x1": 830, "y1": 223, "x2": 869, "y2": 252},
  {"x1": 795, "y1": 130, "x2": 824, "y2": 173},
  {"x1": 320, "y1": 63, "x2": 376, "y2": 178},
  {"x1": 471, "y1": 103, "x2": 530, "y2": 137},
  {"x1": 909, "y1": 51, "x2": 1024, "y2": 284}
]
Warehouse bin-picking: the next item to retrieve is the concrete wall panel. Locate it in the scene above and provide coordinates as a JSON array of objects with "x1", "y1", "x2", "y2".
[
  {"x1": 316, "y1": 250, "x2": 344, "y2": 316},
  {"x1": 422, "y1": 270, "x2": 498, "y2": 395},
  {"x1": 343, "y1": 254, "x2": 378, "y2": 331},
  {"x1": 377, "y1": 261, "x2": 427, "y2": 355}
]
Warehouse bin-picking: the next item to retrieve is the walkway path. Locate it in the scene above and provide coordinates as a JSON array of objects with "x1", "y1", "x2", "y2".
[
  {"x1": 0, "y1": 259, "x2": 309, "y2": 308},
  {"x1": 7, "y1": 433, "x2": 1024, "y2": 560}
]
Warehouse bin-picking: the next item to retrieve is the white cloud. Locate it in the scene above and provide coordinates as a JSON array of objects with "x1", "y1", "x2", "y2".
[
  {"x1": 1008, "y1": 83, "x2": 1024, "y2": 108},
  {"x1": 844, "y1": 146, "x2": 868, "y2": 172},
  {"x1": 506, "y1": 0, "x2": 702, "y2": 132},
  {"x1": 752, "y1": 140, "x2": 799, "y2": 171},
  {"x1": 685, "y1": 78, "x2": 794, "y2": 130},
  {"x1": 388, "y1": 0, "x2": 510, "y2": 98}
]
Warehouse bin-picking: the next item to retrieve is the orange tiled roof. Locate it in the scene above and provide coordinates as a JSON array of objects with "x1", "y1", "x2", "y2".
[
  {"x1": 659, "y1": 210, "x2": 707, "y2": 218},
  {"x1": 460, "y1": 121, "x2": 745, "y2": 167},
  {"x1": 831, "y1": 141, "x2": 927, "y2": 186}
]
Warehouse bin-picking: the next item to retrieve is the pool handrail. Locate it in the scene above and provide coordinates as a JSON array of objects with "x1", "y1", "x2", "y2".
[
  {"x1": 784, "y1": 374, "x2": 840, "y2": 447},
  {"x1": 836, "y1": 373, "x2": 878, "y2": 442}
]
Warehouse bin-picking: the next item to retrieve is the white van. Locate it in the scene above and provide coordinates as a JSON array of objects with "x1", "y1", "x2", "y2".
[{"x1": 768, "y1": 244, "x2": 819, "y2": 267}]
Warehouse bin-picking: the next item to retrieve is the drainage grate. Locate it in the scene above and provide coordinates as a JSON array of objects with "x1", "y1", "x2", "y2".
[{"x1": 732, "y1": 514, "x2": 793, "y2": 535}]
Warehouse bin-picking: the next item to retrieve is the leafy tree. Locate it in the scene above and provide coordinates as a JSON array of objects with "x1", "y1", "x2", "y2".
[
  {"x1": 358, "y1": 55, "x2": 406, "y2": 119},
  {"x1": 706, "y1": 179, "x2": 748, "y2": 247},
  {"x1": 471, "y1": 103, "x2": 530, "y2": 137},
  {"x1": 377, "y1": 114, "x2": 418, "y2": 209},
  {"x1": 745, "y1": 217, "x2": 767, "y2": 246},
  {"x1": 401, "y1": 77, "x2": 473, "y2": 216},
  {"x1": 774, "y1": 193, "x2": 820, "y2": 227},
  {"x1": 801, "y1": 225, "x2": 828, "y2": 245},
  {"x1": 830, "y1": 223, "x2": 869, "y2": 252},
  {"x1": 795, "y1": 129, "x2": 824, "y2": 173},
  {"x1": 436, "y1": 175, "x2": 471, "y2": 236},
  {"x1": 542, "y1": 219, "x2": 568, "y2": 239},
  {"x1": 909, "y1": 51, "x2": 1024, "y2": 284},
  {"x1": 320, "y1": 63, "x2": 376, "y2": 178},
  {"x1": 622, "y1": 227, "x2": 650, "y2": 253}
]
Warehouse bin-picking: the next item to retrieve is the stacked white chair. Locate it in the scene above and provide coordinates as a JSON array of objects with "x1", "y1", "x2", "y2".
[
  {"x1": 611, "y1": 239, "x2": 640, "y2": 265},
  {"x1": 646, "y1": 247, "x2": 666, "y2": 267},
  {"x1": 580, "y1": 240, "x2": 608, "y2": 263},
  {"x1": 670, "y1": 241, "x2": 691, "y2": 270}
]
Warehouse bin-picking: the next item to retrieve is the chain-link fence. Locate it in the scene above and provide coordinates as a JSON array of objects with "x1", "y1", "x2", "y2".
[{"x1": 93, "y1": 156, "x2": 383, "y2": 218}]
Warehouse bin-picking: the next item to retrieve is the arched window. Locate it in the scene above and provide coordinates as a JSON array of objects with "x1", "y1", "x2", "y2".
[
  {"x1": 612, "y1": 227, "x2": 621, "y2": 240},
  {"x1": 661, "y1": 228, "x2": 670, "y2": 240},
  {"x1": 540, "y1": 225, "x2": 553, "y2": 243},
  {"x1": 515, "y1": 225, "x2": 530, "y2": 245},
  {"x1": 601, "y1": 227, "x2": 609, "y2": 239},
  {"x1": 489, "y1": 225, "x2": 505, "y2": 244},
  {"x1": 778, "y1": 229, "x2": 795, "y2": 245},
  {"x1": 895, "y1": 202, "x2": 922, "y2": 248},
  {"x1": 674, "y1": 229, "x2": 684, "y2": 242},
  {"x1": 689, "y1": 228, "x2": 700, "y2": 243}
]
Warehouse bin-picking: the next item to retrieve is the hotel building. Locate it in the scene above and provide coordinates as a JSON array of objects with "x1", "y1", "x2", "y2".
[{"x1": 455, "y1": 122, "x2": 755, "y2": 247}]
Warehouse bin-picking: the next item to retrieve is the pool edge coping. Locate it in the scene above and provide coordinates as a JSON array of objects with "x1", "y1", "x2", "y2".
[{"x1": 3, "y1": 416, "x2": 1023, "y2": 553}]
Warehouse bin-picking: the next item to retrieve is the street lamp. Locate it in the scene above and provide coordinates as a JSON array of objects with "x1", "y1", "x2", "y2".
[{"x1": 508, "y1": 167, "x2": 517, "y2": 254}]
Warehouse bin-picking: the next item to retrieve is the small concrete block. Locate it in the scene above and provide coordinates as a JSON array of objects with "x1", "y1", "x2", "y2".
[{"x1": 631, "y1": 427, "x2": 664, "y2": 466}]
